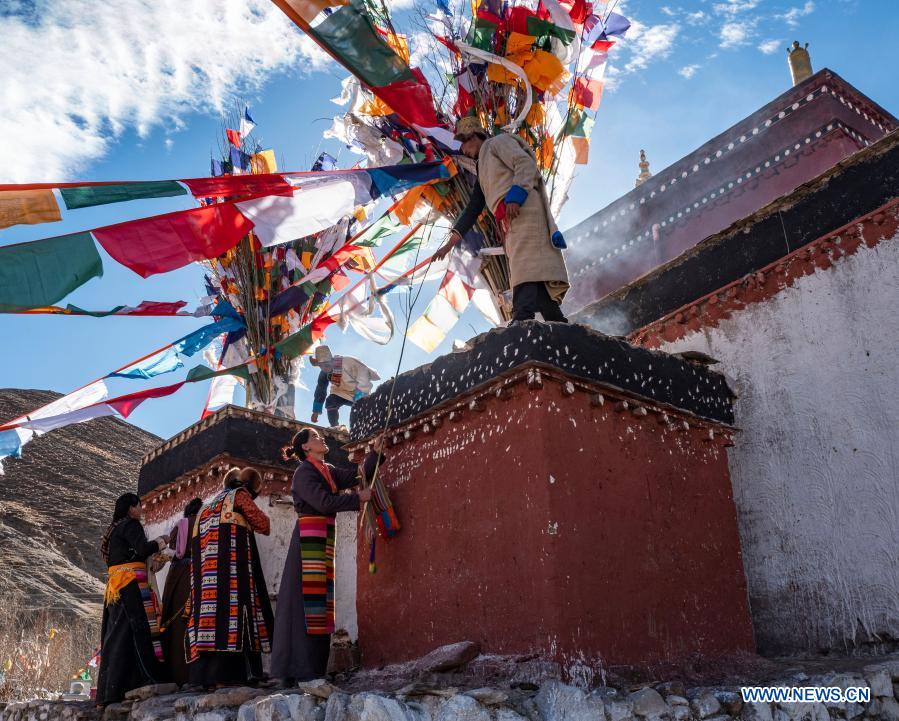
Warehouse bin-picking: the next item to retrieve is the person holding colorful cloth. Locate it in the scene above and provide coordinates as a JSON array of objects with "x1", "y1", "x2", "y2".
[
  {"x1": 96, "y1": 493, "x2": 169, "y2": 705},
  {"x1": 435, "y1": 116, "x2": 570, "y2": 323},
  {"x1": 186, "y1": 468, "x2": 274, "y2": 688},
  {"x1": 271, "y1": 428, "x2": 379, "y2": 682}
]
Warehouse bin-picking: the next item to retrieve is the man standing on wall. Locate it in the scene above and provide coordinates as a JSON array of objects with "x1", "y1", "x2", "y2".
[
  {"x1": 434, "y1": 117, "x2": 570, "y2": 323},
  {"x1": 309, "y1": 345, "x2": 380, "y2": 428}
]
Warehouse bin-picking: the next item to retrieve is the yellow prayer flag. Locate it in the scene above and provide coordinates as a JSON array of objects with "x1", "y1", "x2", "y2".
[
  {"x1": 487, "y1": 63, "x2": 519, "y2": 86},
  {"x1": 0, "y1": 189, "x2": 62, "y2": 230},
  {"x1": 394, "y1": 186, "x2": 427, "y2": 226},
  {"x1": 505, "y1": 32, "x2": 537, "y2": 56},
  {"x1": 348, "y1": 247, "x2": 377, "y2": 273},
  {"x1": 406, "y1": 315, "x2": 446, "y2": 353},
  {"x1": 524, "y1": 50, "x2": 568, "y2": 95},
  {"x1": 250, "y1": 149, "x2": 277, "y2": 174},
  {"x1": 357, "y1": 93, "x2": 394, "y2": 117}
]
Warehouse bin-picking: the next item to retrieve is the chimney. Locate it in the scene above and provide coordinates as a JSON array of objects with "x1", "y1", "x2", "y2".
[{"x1": 787, "y1": 41, "x2": 813, "y2": 86}]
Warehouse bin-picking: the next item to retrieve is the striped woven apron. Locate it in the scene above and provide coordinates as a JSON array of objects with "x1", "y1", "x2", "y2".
[{"x1": 298, "y1": 515, "x2": 336, "y2": 635}]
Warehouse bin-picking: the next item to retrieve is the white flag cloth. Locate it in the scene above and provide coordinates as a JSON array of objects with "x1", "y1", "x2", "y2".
[{"x1": 235, "y1": 182, "x2": 356, "y2": 247}]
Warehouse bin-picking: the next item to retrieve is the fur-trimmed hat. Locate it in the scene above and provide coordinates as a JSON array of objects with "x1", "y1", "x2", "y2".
[{"x1": 454, "y1": 116, "x2": 488, "y2": 141}]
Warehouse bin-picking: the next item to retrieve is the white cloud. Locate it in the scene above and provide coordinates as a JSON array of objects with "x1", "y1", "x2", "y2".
[
  {"x1": 164, "y1": 138, "x2": 175, "y2": 152},
  {"x1": 0, "y1": 0, "x2": 328, "y2": 183},
  {"x1": 758, "y1": 39, "x2": 782, "y2": 54},
  {"x1": 781, "y1": 1, "x2": 815, "y2": 27},
  {"x1": 713, "y1": 0, "x2": 761, "y2": 16},
  {"x1": 661, "y1": 6, "x2": 676, "y2": 16},
  {"x1": 686, "y1": 10, "x2": 709, "y2": 24},
  {"x1": 622, "y1": 21, "x2": 681, "y2": 73},
  {"x1": 679, "y1": 64, "x2": 701, "y2": 78},
  {"x1": 719, "y1": 20, "x2": 756, "y2": 48}
]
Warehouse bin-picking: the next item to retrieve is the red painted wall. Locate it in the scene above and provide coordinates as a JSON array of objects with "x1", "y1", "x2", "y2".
[{"x1": 356, "y1": 378, "x2": 754, "y2": 670}]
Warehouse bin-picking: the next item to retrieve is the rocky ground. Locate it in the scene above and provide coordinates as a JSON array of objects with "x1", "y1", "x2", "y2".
[{"x1": 5, "y1": 643, "x2": 899, "y2": 721}]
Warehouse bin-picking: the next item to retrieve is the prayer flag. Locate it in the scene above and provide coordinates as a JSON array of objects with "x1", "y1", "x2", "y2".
[
  {"x1": 226, "y1": 128, "x2": 242, "y2": 148},
  {"x1": 93, "y1": 204, "x2": 254, "y2": 278},
  {"x1": 571, "y1": 136, "x2": 590, "y2": 164},
  {"x1": 0, "y1": 232, "x2": 103, "y2": 311},
  {"x1": 230, "y1": 146, "x2": 251, "y2": 172},
  {"x1": 109, "y1": 317, "x2": 244, "y2": 380},
  {"x1": 354, "y1": 212, "x2": 404, "y2": 247},
  {"x1": 570, "y1": 77, "x2": 603, "y2": 110},
  {"x1": 310, "y1": 4, "x2": 415, "y2": 88},
  {"x1": 59, "y1": 181, "x2": 187, "y2": 210},
  {"x1": 240, "y1": 107, "x2": 256, "y2": 138},
  {"x1": 0, "y1": 189, "x2": 61, "y2": 230},
  {"x1": 312, "y1": 152, "x2": 338, "y2": 171},
  {"x1": 405, "y1": 315, "x2": 446, "y2": 353},
  {"x1": 235, "y1": 181, "x2": 356, "y2": 247},
  {"x1": 250, "y1": 150, "x2": 278, "y2": 174},
  {"x1": 181, "y1": 173, "x2": 293, "y2": 198},
  {"x1": 63, "y1": 301, "x2": 189, "y2": 317},
  {"x1": 376, "y1": 72, "x2": 440, "y2": 128},
  {"x1": 281, "y1": 0, "x2": 349, "y2": 23}
]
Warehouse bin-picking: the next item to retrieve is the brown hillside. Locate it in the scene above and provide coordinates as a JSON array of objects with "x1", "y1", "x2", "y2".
[{"x1": 0, "y1": 389, "x2": 161, "y2": 618}]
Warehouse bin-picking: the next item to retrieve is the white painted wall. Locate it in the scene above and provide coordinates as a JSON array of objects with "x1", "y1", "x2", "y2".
[
  {"x1": 653, "y1": 228, "x2": 899, "y2": 653},
  {"x1": 146, "y1": 495, "x2": 359, "y2": 639}
]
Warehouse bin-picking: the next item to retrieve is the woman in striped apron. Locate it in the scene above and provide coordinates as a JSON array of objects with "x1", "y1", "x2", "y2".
[
  {"x1": 271, "y1": 428, "x2": 378, "y2": 682},
  {"x1": 96, "y1": 493, "x2": 169, "y2": 705}
]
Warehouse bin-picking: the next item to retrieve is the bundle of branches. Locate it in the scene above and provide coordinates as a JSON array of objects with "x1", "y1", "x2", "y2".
[
  {"x1": 290, "y1": 0, "x2": 630, "y2": 316},
  {"x1": 202, "y1": 107, "x2": 367, "y2": 416}
]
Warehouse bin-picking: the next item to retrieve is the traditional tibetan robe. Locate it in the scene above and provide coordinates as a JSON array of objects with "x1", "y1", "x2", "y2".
[
  {"x1": 453, "y1": 132, "x2": 569, "y2": 300},
  {"x1": 96, "y1": 518, "x2": 164, "y2": 705},
  {"x1": 186, "y1": 487, "x2": 273, "y2": 686},
  {"x1": 270, "y1": 452, "x2": 380, "y2": 681}
]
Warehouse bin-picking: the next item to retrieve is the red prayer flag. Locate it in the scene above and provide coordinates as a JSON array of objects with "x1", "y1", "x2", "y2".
[
  {"x1": 563, "y1": 0, "x2": 591, "y2": 24},
  {"x1": 570, "y1": 77, "x2": 603, "y2": 111},
  {"x1": 331, "y1": 268, "x2": 351, "y2": 292},
  {"x1": 94, "y1": 204, "x2": 254, "y2": 278},
  {"x1": 226, "y1": 128, "x2": 242, "y2": 148},
  {"x1": 181, "y1": 174, "x2": 295, "y2": 199},
  {"x1": 591, "y1": 38, "x2": 616, "y2": 51},
  {"x1": 506, "y1": 6, "x2": 537, "y2": 34},
  {"x1": 106, "y1": 382, "x2": 187, "y2": 418},
  {"x1": 377, "y1": 69, "x2": 440, "y2": 128},
  {"x1": 123, "y1": 301, "x2": 189, "y2": 315}
]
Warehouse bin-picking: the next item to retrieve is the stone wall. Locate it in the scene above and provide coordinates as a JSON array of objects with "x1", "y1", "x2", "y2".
[{"x1": 7, "y1": 654, "x2": 899, "y2": 721}]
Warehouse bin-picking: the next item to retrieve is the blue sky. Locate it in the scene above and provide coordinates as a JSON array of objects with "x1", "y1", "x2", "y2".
[{"x1": 1, "y1": 0, "x2": 896, "y2": 442}]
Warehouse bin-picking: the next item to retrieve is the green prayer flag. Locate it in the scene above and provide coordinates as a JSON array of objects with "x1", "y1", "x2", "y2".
[
  {"x1": 381, "y1": 226, "x2": 430, "y2": 272},
  {"x1": 186, "y1": 363, "x2": 251, "y2": 383},
  {"x1": 311, "y1": 3, "x2": 414, "y2": 88},
  {"x1": 60, "y1": 181, "x2": 188, "y2": 210},
  {"x1": 562, "y1": 109, "x2": 595, "y2": 138},
  {"x1": 355, "y1": 213, "x2": 404, "y2": 247},
  {"x1": 525, "y1": 16, "x2": 576, "y2": 45},
  {"x1": 466, "y1": 18, "x2": 498, "y2": 51},
  {"x1": 65, "y1": 304, "x2": 126, "y2": 317},
  {"x1": 274, "y1": 325, "x2": 315, "y2": 360},
  {"x1": 0, "y1": 232, "x2": 103, "y2": 311}
]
